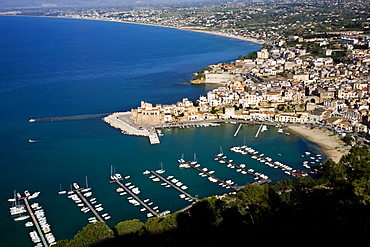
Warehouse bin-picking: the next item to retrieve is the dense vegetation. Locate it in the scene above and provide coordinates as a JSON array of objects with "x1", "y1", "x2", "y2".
[{"x1": 55, "y1": 145, "x2": 370, "y2": 247}]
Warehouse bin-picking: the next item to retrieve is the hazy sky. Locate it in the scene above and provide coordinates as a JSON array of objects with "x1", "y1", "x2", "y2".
[{"x1": 0, "y1": 0, "x2": 218, "y2": 8}]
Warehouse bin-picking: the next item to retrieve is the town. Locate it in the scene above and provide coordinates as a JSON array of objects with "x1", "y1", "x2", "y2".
[{"x1": 126, "y1": 35, "x2": 370, "y2": 137}]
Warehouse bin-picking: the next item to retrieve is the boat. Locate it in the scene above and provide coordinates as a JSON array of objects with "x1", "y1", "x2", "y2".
[
  {"x1": 152, "y1": 177, "x2": 160, "y2": 182},
  {"x1": 143, "y1": 170, "x2": 150, "y2": 175},
  {"x1": 24, "y1": 190, "x2": 31, "y2": 197},
  {"x1": 25, "y1": 221, "x2": 33, "y2": 227},
  {"x1": 261, "y1": 125, "x2": 268, "y2": 132},
  {"x1": 14, "y1": 215, "x2": 30, "y2": 221},
  {"x1": 81, "y1": 176, "x2": 91, "y2": 192},
  {"x1": 277, "y1": 128, "x2": 284, "y2": 133},
  {"x1": 73, "y1": 183, "x2": 80, "y2": 190},
  {"x1": 217, "y1": 146, "x2": 224, "y2": 157},
  {"x1": 156, "y1": 162, "x2": 165, "y2": 174},
  {"x1": 190, "y1": 153, "x2": 198, "y2": 165},
  {"x1": 58, "y1": 184, "x2": 66, "y2": 195}
]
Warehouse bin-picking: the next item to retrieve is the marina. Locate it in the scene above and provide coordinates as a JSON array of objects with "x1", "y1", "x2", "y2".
[
  {"x1": 147, "y1": 171, "x2": 198, "y2": 202},
  {"x1": 110, "y1": 174, "x2": 165, "y2": 218},
  {"x1": 178, "y1": 159, "x2": 238, "y2": 190},
  {"x1": 231, "y1": 146, "x2": 308, "y2": 177},
  {"x1": 10, "y1": 191, "x2": 56, "y2": 247},
  {"x1": 73, "y1": 185, "x2": 105, "y2": 222},
  {"x1": 214, "y1": 155, "x2": 271, "y2": 183}
]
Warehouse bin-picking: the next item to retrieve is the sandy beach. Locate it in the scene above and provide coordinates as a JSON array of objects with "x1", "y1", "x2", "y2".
[{"x1": 288, "y1": 125, "x2": 349, "y2": 163}]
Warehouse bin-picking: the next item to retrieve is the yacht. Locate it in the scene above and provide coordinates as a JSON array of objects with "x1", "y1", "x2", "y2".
[
  {"x1": 143, "y1": 170, "x2": 150, "y2": 175},
  {"x1": 14, "y1": 215, "x2": 30, "y2": 221}
]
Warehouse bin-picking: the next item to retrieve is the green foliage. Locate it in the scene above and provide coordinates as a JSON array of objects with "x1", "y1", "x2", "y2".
[
  {"x1": 342, "y1": 135, "x2": 353, "y2": 145},
  {"x1": 145, "y1": 213, "x2": 179, "y2": 234},
  {"x1": 113, "y1": 219, "x2": 144, "y2": 237},
  {"x1": 66, "y1": 222, "x2": 114, "y2": 247},
  {"x1": 244, "y1": 51, "x2": 257, "y2": 59}
]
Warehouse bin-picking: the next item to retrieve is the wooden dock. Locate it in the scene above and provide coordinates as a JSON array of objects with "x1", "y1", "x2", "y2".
[
  {"x1": 22, "y1": 197, "x2": 49, "y2": 247},
  {"x1": 110, "y1": 179, "x2": 160, "y2": 217},
  {"x1": 74, "y1": 189, "x2": 104, "y2": 222},
  {"x1": 184, "y1": 161, "x2": 238, "y2": 190},
  {"x1": 150, "y1": 171, "x2": 197, "y2": 202}
]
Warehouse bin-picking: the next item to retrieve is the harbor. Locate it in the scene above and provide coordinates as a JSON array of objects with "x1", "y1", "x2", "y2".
[
  {"x1": 214, "y1": 155, "x2": 271, "y2": 183},
  {"x1": 73, "y1": 186, "x2": 105, "y2": 222},
  {"x1": 178, "y1": 158, "x2": 238, "y2": 190},
  {"x1": 147, "y1": 170, "x2": 198, "y2": 202},
  {"x1": 110, "y1": 173, "x2": 169, "y2": 218},
  {"x1": 9, "y1": 190, "x2": 56, "y2": 247},
  {"x1": 231, "y1": 145, "x2": 309, "y2": 177}
]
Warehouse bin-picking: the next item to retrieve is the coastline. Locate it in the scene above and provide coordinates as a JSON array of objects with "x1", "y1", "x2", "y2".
[
  {"x1": 0, "y1": 14, "x2": 264, "y2": 45},
  {"x1": 287, "y1": 125, "x2": 349, "y2": 163}
]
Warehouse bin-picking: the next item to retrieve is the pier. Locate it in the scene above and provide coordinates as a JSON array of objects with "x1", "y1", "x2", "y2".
[
  {"x1": 233, "y1": 146, "x2": 308, "y2": 177},
  {"x1": 74, "y1": 189, "x2": 104, "y2": 222},
  {"x1": 214, "y1": 156, "x2": 271, "y2": 183},
  {"x1": 110, "y1": 178, "x2": 160, "y2": 217},
  {"x1": 21, "y1": 197, "x2": 49, "y2": 247},
  {"x1": 183, "y1": 161, "x2": 238, "y2": 190},
  {"x1": 255, "y1": 124, "x2": 262, "y2": 137},
  {"x1": 234, "y1": 123, "x2": 242, "y2": 137},
  {"x1": 150, "y1": 171, "x2": 197, "y2": 202}
]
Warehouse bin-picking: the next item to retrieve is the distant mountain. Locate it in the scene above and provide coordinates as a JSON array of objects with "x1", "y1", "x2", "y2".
[{"x1": 0, "y1": 0, "x2": 219, "y2": 9}]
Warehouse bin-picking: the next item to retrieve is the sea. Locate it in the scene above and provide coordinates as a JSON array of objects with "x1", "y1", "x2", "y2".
[{"x1": 0, "y1": 16, "x2": 325, "y2": 246}]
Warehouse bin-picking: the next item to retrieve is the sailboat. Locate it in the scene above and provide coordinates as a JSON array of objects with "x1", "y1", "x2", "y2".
[
  {"x1": 81, "y1": 176, "x2": 91, "y2": 192},
  {"x1": 156, "y1": 162, "x2": 165, "y2": 174},
  {"x1": 58, "y1": 184, "x2": 66, "y2": 195},
  {"x1": 217, "y1": 146, "x2": 224, "y2": 157},
  {"x1": 190, "y1": 153, "x2": 197, "y2": 165}
]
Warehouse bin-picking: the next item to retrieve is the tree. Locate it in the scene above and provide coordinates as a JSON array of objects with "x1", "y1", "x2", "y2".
[
  {"x1": 66, "y1": 222, "x2": 114, "y2": 247},
  {"x1": 113, "y1": 219, "x2": 144, "y2": 237}
]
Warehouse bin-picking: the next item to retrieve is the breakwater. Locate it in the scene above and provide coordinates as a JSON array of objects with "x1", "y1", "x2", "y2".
[{"x1": 29, "y1": 113, "x2": 109, "y2": 123}]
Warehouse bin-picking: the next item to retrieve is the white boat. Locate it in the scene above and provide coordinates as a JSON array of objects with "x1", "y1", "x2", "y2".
[
  {"x1": 217, "y1": 146, "x2": 224, "y2": 158},
  {"x1": 24, "y1": 190, "x2": 31, "y2": 197},
  {"x1": 261, "y1": 125, "x2": 268, "y2": 132},
  {"x1": 152, "y1": 178, "x2": 160, "y2": 182},
  {"x1": 73, "y1": 183, "x2": 80, "y2": 190},
  {"x1": 58, "y1": 184, "x2": 66, "y2": 195},
  {"x1": 25, "y1": 221, "x2": 33, "y2": 227},
  {"x1": 14, "y1": 215, "x2": 30, "y2": 221},
  {"x1": 143, "y1": 170, "x2": 150, "y2": 175},
  {"x1": 104, "y1": 216, "x2": 111, "y2": 220},
  {"x1": 156, "y1": 162, "x2": 165, "y2": 174},
  {"x1": 277, "y1": 128, "x2": 284, "y2": 133}
]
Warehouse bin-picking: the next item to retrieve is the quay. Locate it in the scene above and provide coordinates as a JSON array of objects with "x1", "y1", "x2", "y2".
[
  {"x1": 183, "y1": 161, "x2": 238, "y2": 190},
  {"x1": 214, "y1": 156, "x2": 271, "y2": 183},
  {"x1": 21, "y1": 197, "x2": 49, "y2": 247},
  {"x1": 74, "y1": 189, "x2": 104, "y2": 222},
  {"x1": 150, "y1": 171, "x2": 197, "y2": 202},
  {"x1": 234, "y1": 123, "x2": 242, "y2": 137},
  {"x1": 110, "y1": 178, "x2": 160, "y2": 217}
]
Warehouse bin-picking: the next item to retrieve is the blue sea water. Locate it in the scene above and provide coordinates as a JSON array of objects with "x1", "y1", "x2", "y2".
[{"x1": 0, "y1": 16, "x2": 324, "y2": 246}]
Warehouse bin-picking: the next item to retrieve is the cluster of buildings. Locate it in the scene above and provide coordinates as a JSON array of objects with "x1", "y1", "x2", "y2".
[{"x1": 130, "y1": 41, "x2": 370, "y2": 135}]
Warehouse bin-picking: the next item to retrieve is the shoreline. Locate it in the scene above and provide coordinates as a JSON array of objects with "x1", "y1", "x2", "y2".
[
  {"x1": 287, "y1": 125, "x2": 349, "y2": 163},
  {"x1": 0, "y1": 14, "x2": 264, "y2": 45}
]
